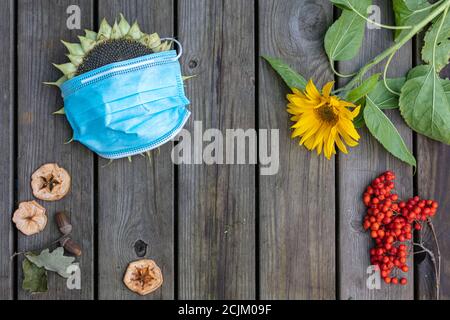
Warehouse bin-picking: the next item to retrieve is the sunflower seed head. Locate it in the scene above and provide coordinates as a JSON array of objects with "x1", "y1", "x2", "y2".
[
  {"x1": 61, "y1": 41, "x2": 84, "y2": 56},
  {"x1": 84, "y1": 29, "x2": 97, "y2": 41},
  {"x1": 43, "y1": 76, "x2": 68, "y2": 88},
  {"x1": 78, "y1": 35, "x2": 96, "y2": 53},
  {"x1": 53, "y1": 63, "x2": 77, "y2": 76},
  {"x1": 119, "y1": 13, "x2": 131, "y2": 35},
  {"x1": 66, "y1": 54, "x2": 83, "y2": 66},
  {"x1": 111, "y1": 20, "x2": 122, "y2": 40},
  {"x1": 140, "y1": 33, "x2": 161, "y2": 50},
  {"x1": 182, "y1": 75, "x2": 196, "y2": 81},
  {"x1": 127, "y1": 22, "x2": 143, "y2": 40},
  {"x1": 153, "y1": 40, "x2": 171, "y2": 53},
  {"x1": 97, "y1": 19, "x2": 112, "y2": 40},
  {"x1": 53, "y1": 107, "x2": 65, "y2": 115}
]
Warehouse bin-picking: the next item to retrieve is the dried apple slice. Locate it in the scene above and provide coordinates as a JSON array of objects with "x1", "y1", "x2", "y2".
[
  {"x1": 123, "y1": 259, "x2": 163, "y2": 295},
  {"x1": 12, "y1": 201, "x2": 47, "y2": 236},
  {"x1": 31, "y1": 163, "x2": 71, "y2": 201}
]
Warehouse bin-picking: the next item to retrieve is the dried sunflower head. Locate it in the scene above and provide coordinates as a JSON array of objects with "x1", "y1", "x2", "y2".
[{"x1": 49, "y1": 14, "x2": 173, "y2": 85}]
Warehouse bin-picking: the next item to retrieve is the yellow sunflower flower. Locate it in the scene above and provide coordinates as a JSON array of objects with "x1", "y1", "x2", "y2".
[{"x1": 287, "y1": 79, "x2": 361, "y2": 159}]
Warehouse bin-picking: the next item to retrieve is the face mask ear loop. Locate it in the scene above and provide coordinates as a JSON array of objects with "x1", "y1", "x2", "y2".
[{"x1": 161, "y1": 37, "x2": 183, "y2": 60}]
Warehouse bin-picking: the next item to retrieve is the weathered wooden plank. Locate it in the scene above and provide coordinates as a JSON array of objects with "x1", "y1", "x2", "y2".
[
  {"x1": 338, "y1": 0, "x2": 414, "y2": 299},
  {"x1": 416, "y1": 134, "x2": 450, "y2": 300},
  {"x1": 258, "y1": 0, "x2": 335, "y2": 299},
  {"x1": 178, "y1": 0, "x2": 256, "y2": 299},
  {"x1": 415, "y1": 43, "x2": 450, "y2": 299},
  {"x1": 0, "y1": 0, "x2": 14, "y2": 300},
  {"x1": 97, "y1": 0, "x2": 174, "y2": 300},
  {"x1": 17, "y1": 0, "x2": 94, "y2": 299}
]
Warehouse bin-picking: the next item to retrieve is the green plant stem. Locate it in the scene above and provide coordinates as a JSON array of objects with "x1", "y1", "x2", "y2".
[
  {"x1": 339, "y1": 0, "x2": 450, "y2": 93},
  {"x1": 330, "y1": 59, "x2": 357, "y2": 78},
  {"x1": 346, "y1": 0, "x2": 412, "y2": 30},
  {"x1": 383, "y1": 51, "x2": 400, "y2": 96}
]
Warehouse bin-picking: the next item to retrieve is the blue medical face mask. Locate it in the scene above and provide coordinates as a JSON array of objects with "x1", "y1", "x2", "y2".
[{"x1": 60, "y1": 39, "x2": 190, "y2": 159}]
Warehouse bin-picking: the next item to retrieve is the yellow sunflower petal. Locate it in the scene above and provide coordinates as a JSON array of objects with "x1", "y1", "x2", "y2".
[
  {"x1": 351, "y1": 105, "x2": 361, "y2": 119},
  {"x1": 305, "y1": 79, "x2": 322, "y2": 101},
  {"x1": 316, "y1": 141, "x2": 324, "y2": 155},
  {"x1": 304, "y1": 135, "x2": 316, "y2": 150},
  {"x1": 335, "y1": 133, "x2": 348, "y2": 154},
  {"x1": 339, "y1": 130, "x2": 359, "y2": 147},
  {"x1": 291, "y1": 88, "x2": 302, "y2": 95},
  {"x1": 299, "y1": 122, "x2": 321, "y2": 146},
  {"x1": 324, "y1": 127, "x2": 337, "y2": 159},
  {"x1": 339, "y1": 100, "x2": 356, "y2": 108},
  {"x1": 322, "y1": 81, "x2": 335, "y2": 98},
  {"x1": 311, "y1": 123, "x2": 327, "y2": 149},
  {"x1": 339, "y1": 118, "x2": 360, "y2": 140}
]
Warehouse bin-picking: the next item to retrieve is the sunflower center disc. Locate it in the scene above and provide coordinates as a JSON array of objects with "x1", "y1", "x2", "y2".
[
  {"x1": 316, "y1": 104, "x2": 338, "y2": 125},
  {"x1": 76, "y1": 39, "x2": 154, "y2": 76}
]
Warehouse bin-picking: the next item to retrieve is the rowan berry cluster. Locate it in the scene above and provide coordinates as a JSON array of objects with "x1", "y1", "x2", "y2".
[{"x1": 362, "y1": 171, "x2": 438, "y2": 285}]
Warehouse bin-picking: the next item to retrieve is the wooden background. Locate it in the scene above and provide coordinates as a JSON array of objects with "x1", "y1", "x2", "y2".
[{"x1": 0, "y1": 0, "x2": 449, "y2": 300}]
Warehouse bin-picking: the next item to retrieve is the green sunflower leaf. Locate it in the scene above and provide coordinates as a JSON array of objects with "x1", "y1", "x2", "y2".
[
  {"x1": 331, "y1": 0, "x2": 372, "y2": 12},
  {"x1": 393, "y1": 0, "x2": 432, "y2": 40},
  {"x1": 399, "y1": 65, "x2": 450, "y2": 144},
  {"x1": 346, "y1": 73, "x2": 381, "y2": 102},
  {"x1": 22, "y1": 258, "x2": 48, "y2": 294},
  {"x1": 366, "y1": 78, "x2": 406, "y2": 110},
  {"x1": 324, "y1": 6, "x2": 368, "y2": 62},
  {"x1": 262, "y1": 56, "x2": 307, "y2": 91},
  {"x1": 422, "y1": 10, "x2": 450, "y2": 72},
  {"x1": 364, "y1": 96, "x2": 416, "y2": 167}
]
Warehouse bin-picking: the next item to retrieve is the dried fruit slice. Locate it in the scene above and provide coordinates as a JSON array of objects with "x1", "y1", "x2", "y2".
[
  {"x1": 123, "y1": 259, "x2": 163, "y2": 295},
  {"x1": 12, "y1": 201, "x2": 47, "y2": 236},
  {"x1": 31, "y1": 163, "x2": 71, "y2": 201}
]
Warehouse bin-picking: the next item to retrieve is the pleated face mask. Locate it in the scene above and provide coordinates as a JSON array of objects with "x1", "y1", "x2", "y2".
[
  {"x1": 60, "y1": 44, "x2": 190, "y2": 159},
  {"x1": 49, "y1": 15, "x2": 190, "y2": 159}
]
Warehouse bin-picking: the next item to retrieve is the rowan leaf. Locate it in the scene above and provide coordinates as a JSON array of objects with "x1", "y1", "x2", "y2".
[
  {"x1": 22, "y1": 258, "x2": 48, "y2": 294},
  {"x1": 25, "y1": 247, "x2": 76, "y2": 278}
]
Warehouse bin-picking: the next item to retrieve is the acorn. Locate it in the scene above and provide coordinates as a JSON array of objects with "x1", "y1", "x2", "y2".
[
  {"x1": 60, "y1": 237, "x2": 82, "y2": 257},
  {"x1": 55, "y1": 211, "x2": 72, "y2": 235}
]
